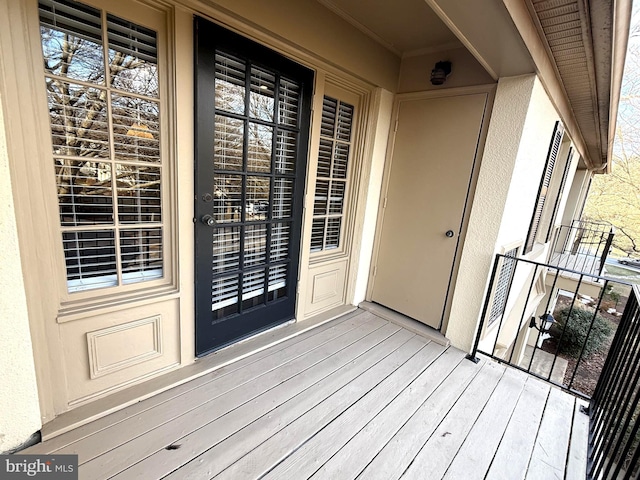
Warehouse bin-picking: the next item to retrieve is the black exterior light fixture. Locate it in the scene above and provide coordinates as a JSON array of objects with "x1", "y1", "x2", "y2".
[
  {"x1": 529, "y1": 312, "x2": 556, "y2": 333},
  {"x1": 430, "y1": 61, "x2": 452, "y2": 85}
]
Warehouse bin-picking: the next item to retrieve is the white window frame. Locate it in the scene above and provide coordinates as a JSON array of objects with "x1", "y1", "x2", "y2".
[
  {"x1": 35, "y1": 0, "x2": 176, "y2": 308},
  {"x1": 308, "y1": 81, "x2": 364, "y2": 262}
]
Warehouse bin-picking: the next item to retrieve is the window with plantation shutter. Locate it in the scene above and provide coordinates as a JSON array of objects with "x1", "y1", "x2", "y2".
[
  {"x1": 524, "y1": 122, "x2": 564, "y2": 254},
  {"x1": 488, "y1": 247, "x2": 518, "y2": 327},
  {"x1": 39, "y1": 0, "x2": 165, "y2": 293},
  {"x1": 544, "y1": 147, "x2": 573, "y2": 242},
  {"x1": 311, "y1": 96, "x2": 354, "y2": 253}
]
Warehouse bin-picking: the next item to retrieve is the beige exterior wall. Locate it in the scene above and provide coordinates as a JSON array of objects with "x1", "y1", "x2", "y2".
[
  {"x1": 561, "y1": 168, "x2": 592, "y2": 226},
  {"x1": 445, "y1": 74, "x2": 563, "y2": 351},
  {"x1": 397, "y1": 46, "x2": 495, "y2": 93},
  {"x1": 496, "y1": 78, "x2": 560, "y2": 252},
  {"x1": 190, "y1": 0, "x2": 400, "y2": 92},
  {"x1": 0, "y1": 91, "x2": 42, "y2": 453}
]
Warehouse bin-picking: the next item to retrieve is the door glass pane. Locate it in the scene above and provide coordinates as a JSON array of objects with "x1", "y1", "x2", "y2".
[
  {"x1": 250, "y1": 66, "x2": 275, "y2": 121},
  {"x1": 248, "y1": 123, "x2": 273, "y2": 172},
  {"x1": 215, "y1": 115, "x2": 244, "y2": 171},
  {"x1": 215, "y1": 52, "x2": 245, "y2": 114},
  {"x1": 244, "y1": 224, "x2": 267, "y2": 267},
  {"x1": 268, "y1": 264, "x2": 287, "y2": 302},
  {"x1": 212, "y1": 227, "x2": 240, "y2": 274},
  {"x1": 212, "y1": 274, "x2": 239, "y2": 313},
  {"x1": 275, "y1": 130, "x2": 296, "y2": 174},
  {"x1": 213, "y1": 174, "x2": 242, "y2": 223},
  {"x1": 278, "y1": 78, "x2": 299, "y2": 127},
  {"x1": 273, "y1": 178, "x2": 293, "y2": 218},
  {"x1": 271, "y1": 223, "x2": 290, "y2": 261},
  {"x1": 246, "y1": 176, "x2": 270, "y2": 221},
  {"x1": 242, "y1": 268, "x2": 266, "y2": 310}
]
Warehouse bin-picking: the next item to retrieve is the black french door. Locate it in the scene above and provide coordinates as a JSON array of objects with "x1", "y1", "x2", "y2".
[{"x1": 194, "y1": 18, "x2": 313, "y2": 356}]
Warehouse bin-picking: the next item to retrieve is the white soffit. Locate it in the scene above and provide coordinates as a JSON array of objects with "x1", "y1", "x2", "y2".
[
  {"x1": 316, "y1": 0, "x2": 461, "y2": 56},
  {"x1": 530, "y1": 0, "x2": 603, "y2": 169},
  {"x1": 528, "y1": 0, "x2": 631, "y2": 171}
]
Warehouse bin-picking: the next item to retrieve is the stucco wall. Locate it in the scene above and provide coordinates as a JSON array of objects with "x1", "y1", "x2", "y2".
[
  {"x1": 201, "y1": 0, "x2": 400, "y2": 91},
  {"x1": 496, "y1": 78, "x2": 559, "y2": 250},
  {"x1": 0, "y1": 91, "x2": 42, "y2": 452},
  {"x1": 446, "y1": 74, "x2": 537, "y2": 351}
]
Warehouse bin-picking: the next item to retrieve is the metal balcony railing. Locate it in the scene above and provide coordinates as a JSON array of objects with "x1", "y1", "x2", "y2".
[
  {"x1": 468, "y1": 254, "x2": 639, "y2": 479},
  {"x1": 549, "y1": 220, "x2": 615, "y2": 276},
  {"x1": 588, "y1": 285, "x2": 640, "y2": 479}
]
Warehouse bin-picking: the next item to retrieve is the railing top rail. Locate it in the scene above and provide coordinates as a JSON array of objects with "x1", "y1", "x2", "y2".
[{"x1": 492, "y1": 252, "x2": 633, "y2": 287}]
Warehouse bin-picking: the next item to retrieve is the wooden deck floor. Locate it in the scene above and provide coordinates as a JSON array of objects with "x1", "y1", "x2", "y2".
[{"x1": 23, "y1": 309, "x2": 589, "y2": 479}]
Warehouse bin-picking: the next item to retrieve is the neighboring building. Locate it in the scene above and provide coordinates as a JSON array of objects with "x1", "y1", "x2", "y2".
[{"x1": 0, "y1": 0, "x2": 630, "y2": 452}]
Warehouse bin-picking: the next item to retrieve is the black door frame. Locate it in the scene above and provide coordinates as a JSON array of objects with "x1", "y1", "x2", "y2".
[{"x1": 194, "y1": 17, "x2": 314, "y2": 356}]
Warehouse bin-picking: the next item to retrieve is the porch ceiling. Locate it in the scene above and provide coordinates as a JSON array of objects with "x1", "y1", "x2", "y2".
[
  {"x1": 316, "y1": 0, "x2": 462, "y2": 56},
  {"x1": 316, "y1": 0, "x2": 630, "y2": 172}
]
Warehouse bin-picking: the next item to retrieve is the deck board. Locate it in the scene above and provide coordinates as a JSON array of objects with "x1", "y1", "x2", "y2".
[
  {"x1": 310, "y1": 347, "x2": 466, "y2": 480},
  {"x1": 442, "y1": 367, "x2": 528, "y2": 480},
  {"x1": 80, "y1": 314, "x2": 387, "y2": 479},
  {"x1": 260, "y1": 341, "x2": 447, "y2": 480},
  {"x1": 485, "y1": 376, "x2": 551, "y2": 480},
  {"x1": 565, "y1": 399, "x2": 590, "y2": 480},
  {"x1": 400, "y1": 360, "x2": 505, "y2": 480},
  {"x1": 22, "y1": 309, "x2": 363, "y2": 454},
  {"x1": 356, "y1": 353, "x2": 484, "y2": 480},
  {"x1": 525, "y1": 387, "x2": 576, "y2": 480},
  {"x1": 214, "y1": 336, "x2": 430, "y2": 480},
  {"x1": 23, "y1": 309, "x2": 590, "y2": 480},
  {"x1": 113, "y1": 323, "x2": 409, "y2": 479},
  {"x1": 154, "y1": 328, "x2": 417, "y2": 480}
]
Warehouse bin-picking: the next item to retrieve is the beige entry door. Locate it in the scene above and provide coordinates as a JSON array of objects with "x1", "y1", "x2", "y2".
[{"x1": 372, "y1": 92, "x2": 489, "y2": 329}]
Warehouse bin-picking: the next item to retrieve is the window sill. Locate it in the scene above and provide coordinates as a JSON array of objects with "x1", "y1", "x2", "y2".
[{"x1": 56, "y1": 284, "x2": 180, "y2": 323}]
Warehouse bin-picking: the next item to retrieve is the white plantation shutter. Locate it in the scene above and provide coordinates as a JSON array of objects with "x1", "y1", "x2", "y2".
[
  {"x1": 311, "y1": 96, "x2": 354, "y2": 252},
  {"x1": 545, "y1": 147, "x2": 573, "y2": 242},
  {"x1": 524, "y1": 122, "x2": 564, "y2": 253},
  {"x1": 488, "y1": 248, "x2": 518, "y2": 327}
]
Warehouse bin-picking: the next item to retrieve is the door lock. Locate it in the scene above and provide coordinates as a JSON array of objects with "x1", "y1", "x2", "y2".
[
  {"x1": 201, "y1": 214, "x2": 216, "y2": 227},
  {"x1": 445, "y1": 230, "x2": 455, "y2": 238}
]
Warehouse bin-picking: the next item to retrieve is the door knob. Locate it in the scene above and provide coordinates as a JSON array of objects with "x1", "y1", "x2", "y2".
[
  {"x1": 445, "y1": 230, "x2": 455, "y2": 238},
  {"x1": 201, "y1": 214, "x2": 216, "y2": 227}
]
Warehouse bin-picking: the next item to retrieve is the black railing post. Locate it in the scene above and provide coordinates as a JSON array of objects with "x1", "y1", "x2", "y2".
[
  {"x1": 467, "y1": 255, "x2": 501, "y2": 364},
  {"x1": 598, "y1": 227, "x2": 615, "y2": 276}
]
